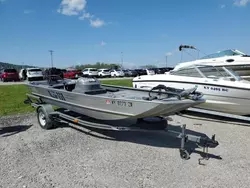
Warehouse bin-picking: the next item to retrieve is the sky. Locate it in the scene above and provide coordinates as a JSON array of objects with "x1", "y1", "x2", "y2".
[{"x1": 0, "y1": 0, "x2": 250, "y2": 69}]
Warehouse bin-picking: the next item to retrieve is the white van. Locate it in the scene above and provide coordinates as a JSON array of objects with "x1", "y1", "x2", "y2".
[
  {"x1": 110, "y1": 69, "x2": 125, "y2": 77},
  {"x1": 26, "y1": 68, "x2": 44, "y2": 81},
  {"x1": 82, "y1": 68, "x2": 98, "y2": 77},
  {"x1": 98, "y1": 69, "x2": 111, "y2": 77}
]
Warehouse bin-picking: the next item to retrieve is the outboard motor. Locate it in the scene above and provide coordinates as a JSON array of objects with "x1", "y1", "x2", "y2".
[{"x1": 73, "y1": 77, "x2": 107, "y2": 94}]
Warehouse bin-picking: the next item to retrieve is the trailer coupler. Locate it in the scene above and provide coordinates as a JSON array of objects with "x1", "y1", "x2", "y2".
[{"x1": 176, "y1": 124, "x2": 219, "y2": 164}]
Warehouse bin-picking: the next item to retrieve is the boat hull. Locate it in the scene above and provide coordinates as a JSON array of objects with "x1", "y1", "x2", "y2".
[
  {"x1": 28, "y1": 84, "x2": 204, "y2": 123},
  {"x1": 133, "y1": 80, "x2": 250, "y2": 115}
]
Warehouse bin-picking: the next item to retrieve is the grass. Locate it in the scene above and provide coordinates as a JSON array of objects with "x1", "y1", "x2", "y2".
[
  {"x1": 0, "y1": 79, "x2": 133, "y2": 116},
  {"x1": 0, "y1": 84, "x2": 34, "y2": 116},
  {"x1": 101, "y1": 79, "x2": 133, "y2": 87}
]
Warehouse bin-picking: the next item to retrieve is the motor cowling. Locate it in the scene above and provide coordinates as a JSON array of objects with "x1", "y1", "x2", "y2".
[{"x1": 73, "y1": 77, "x2": 106, "y2": 94}]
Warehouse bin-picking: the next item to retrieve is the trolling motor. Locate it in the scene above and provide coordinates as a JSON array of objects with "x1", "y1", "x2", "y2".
[
  {"x1": 146, "y1": 84, "x2": 203, "y2": 101},
  {"x1": 148, "y1": 84, "x2": 182, "y2": 100}
]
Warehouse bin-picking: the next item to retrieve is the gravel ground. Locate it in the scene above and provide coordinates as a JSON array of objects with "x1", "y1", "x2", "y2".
[{"x1": 1, "y1": 113, "x2": 250, "y2": 188}]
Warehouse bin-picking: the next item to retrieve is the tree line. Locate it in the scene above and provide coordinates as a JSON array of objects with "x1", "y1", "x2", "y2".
[
  {"x1": 74, "y1": 62, "x2": 121, "y2": 70},
  {"x1": 74, "y1": 62, "x2": 157, "y2": 70},
  {"x1": 0, "y1": 62, "x2": 34, "y2": 71},
  {"x1": 0, "y1": 61, "x2": 160, "y2": 72}
]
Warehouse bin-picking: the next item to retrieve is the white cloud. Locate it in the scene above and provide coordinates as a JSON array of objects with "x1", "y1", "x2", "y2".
[
  {"x1": 220, "y1": 4, "x2": 226, "y2": 8},
  {"x1": 79, "y1": 12, "x2": 93, "y2": 20},
  {"x1": 100, "y1": 41, "x2": 106, "y2": 46},
  {"x1": 90, "y1": 18, "x2": 105, "y2": 28},
  {"x1": 233, "y1": 0, "x2": 250, "y2": 6},
  {"x1": 24, "y1": 10, "x2": 34, "y2": 14},
  {"x1": 57, "y1": 0, "x2": 106, "y2": 28},
  {"x1": 57, "y1": 0, "x2": 86, "y2": 16}
]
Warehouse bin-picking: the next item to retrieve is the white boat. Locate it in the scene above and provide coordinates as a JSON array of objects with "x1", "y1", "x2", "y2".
[
  {"x1": 174, "y1": 46, "x2": 250, "y2": 80},
  {"x1": 133, "y1": 65, "x2": 250, "y2": 115}
]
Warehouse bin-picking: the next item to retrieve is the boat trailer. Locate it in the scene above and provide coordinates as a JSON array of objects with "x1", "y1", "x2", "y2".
[{"x1": 24, "y1": 94, "x2": 219, "y2": 163}]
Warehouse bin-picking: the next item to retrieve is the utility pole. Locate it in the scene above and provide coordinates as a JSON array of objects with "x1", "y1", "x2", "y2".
[
  {"x1": 49, "y1": 50, "x2": 54, "y2": 67},
  {"x1": 165, "y1": 55, "x2": 168, "y2": 68},
  {"x1": 121, "y1": 52, "x2": 123, "y2": 69}
]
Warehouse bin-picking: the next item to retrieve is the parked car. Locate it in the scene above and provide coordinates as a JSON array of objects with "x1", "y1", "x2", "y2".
[
  {"x1": 110, "y1": 69, "x2": 125, "y2": 77},
  {"x1": 44, "y1": 68, "x2": 64, "y2": 80},
  {"x1": 157, "y1": 67, "x2": 174, "y2": 74},
  {"x1": 145, "y1": 68, "x2": 155, "y2": 75},
  {"x1": 164, "y1": 67, "x2": 174, "y2": 72},
  {"x1": 123, "y1": 69, "x2": 138, "y2": 77},
  {"x1": 61, "y1": 69, "x2": 67, "y2": 74},
  {"x1": 134, "y1": 69, "x2": 147, "y2": 76},
  {"x1": 0, "y1": 68, "x2": 20, "y2": 82},
  {"x1": 63, "y1": 69, "x2": 83, "y2": 79},
  {"x1": 82, "y1": 68, "x2": 98, "y2": 77},
  {"x1": 26, "y1": 68, "x2": 44, "y2": 81},
  {"x1": 19, "y1": 69, "x2": 27, "y2": 80},
  {"x1": 98, "y1": 69, "x2": 111, "y2": 77},
  {"x1": 151, "y1": 68, "x2": 160, "y2": 74}
]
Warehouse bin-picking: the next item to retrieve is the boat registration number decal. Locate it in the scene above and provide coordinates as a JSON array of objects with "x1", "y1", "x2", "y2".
[
  {"x1": 107, "y1": 100, "x2": 133, "y2": 107},
  {"x1": 117, "y1": 101, "x2": 133, "y2": 107},
  {"x1": 48, "y1": 91, "x2": 66, "y2": 101},
  {"x1": 204, "y1": 86, "x2": 228, "y2": 92}
]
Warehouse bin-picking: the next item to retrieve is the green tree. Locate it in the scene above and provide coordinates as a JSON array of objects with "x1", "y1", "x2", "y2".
[{"x1": 74, "y1": 62, "x2": 121, "y2": 70}]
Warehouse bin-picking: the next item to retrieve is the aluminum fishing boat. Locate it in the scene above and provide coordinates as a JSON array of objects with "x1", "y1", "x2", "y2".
[
  {"x1": 26, "y1": 77, "x2": 204, "y2": 124},
  {"x1": 133, "y1": 64, "x2": 250, "y2": 115},
  {"x1": 24, "y1": 76, "x2": 220, "y2": 162}
]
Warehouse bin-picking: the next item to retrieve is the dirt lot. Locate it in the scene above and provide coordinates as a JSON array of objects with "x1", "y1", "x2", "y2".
[{"x1": 1, "y1": 113, "x2": 250, "y2": 188}]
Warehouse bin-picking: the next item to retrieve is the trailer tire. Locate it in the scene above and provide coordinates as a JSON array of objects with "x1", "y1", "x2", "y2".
[
  {"x1": 37, "y1": 107, "x2": 53, "y2": 129},
  {"x1": 180, "y1": 149, "x2": 190, "y2": 160}
]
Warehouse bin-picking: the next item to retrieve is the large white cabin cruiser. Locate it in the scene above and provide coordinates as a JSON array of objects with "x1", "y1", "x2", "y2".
[
  {"x1": 174, "y1": 47, "x2": 250, "y2": 80},
  {"x1": 133, "y1": 65, "x2": 250, "y2": 115}
]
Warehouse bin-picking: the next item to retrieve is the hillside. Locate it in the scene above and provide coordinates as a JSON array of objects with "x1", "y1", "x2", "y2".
[{"x1": 0, "y1": 62, "x2": 34, "y2": 71}]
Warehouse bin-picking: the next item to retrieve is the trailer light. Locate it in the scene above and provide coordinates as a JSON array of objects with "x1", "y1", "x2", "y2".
[{"x1": 73, "y1": 119, "x2": 79, "y2": 123}]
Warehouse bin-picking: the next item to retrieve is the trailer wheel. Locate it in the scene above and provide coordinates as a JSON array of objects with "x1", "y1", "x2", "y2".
[
  {"x1": 180, "y1": 149, "x2": 190, "y2": 160},
  {"x1": 37, "y1": 107, "x2": 53, "y2": 129}
]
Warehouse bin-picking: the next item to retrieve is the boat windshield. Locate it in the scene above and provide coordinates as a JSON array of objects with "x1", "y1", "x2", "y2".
[
  {"x1": 170, "y1": 67, "x2": 203, "y2": 78},
  {"x1": 170, "y1": 65, "x2": 242, "y2": 81},
  {"x1": 200, "y1": 49, "x2": 245, "y2": 59},
  {"x1": 198, "y1": 66, "x2": 229, "y2": 78},
  {"x1": 222, "y1": 67, "x2": 242, "y2": 81}
]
